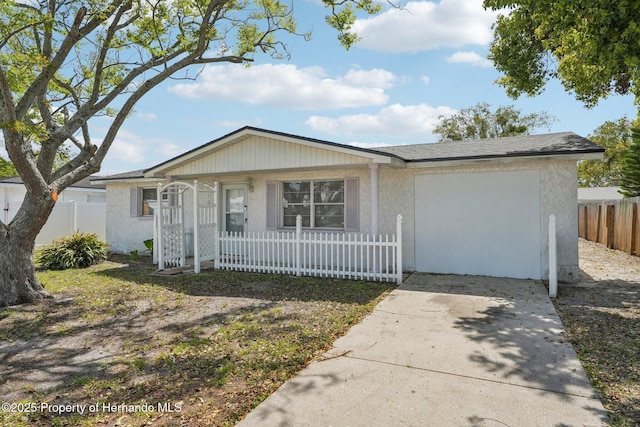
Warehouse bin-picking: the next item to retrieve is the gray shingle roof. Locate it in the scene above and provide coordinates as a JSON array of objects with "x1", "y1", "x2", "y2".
[
  {"x1": 90, "y1": 170, "x2": 145, "y2": 182},
  {"x1": 373, "y1": 132, "x2": 603, "y2": 162},
  {"x1": 97, "y1": 129, "x2": 604, "y2": 181}
]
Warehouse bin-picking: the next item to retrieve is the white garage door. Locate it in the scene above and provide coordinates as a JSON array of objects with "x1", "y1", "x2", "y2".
[{"x1": 414, "y1": 170, "x2": 541, "y2": 279}]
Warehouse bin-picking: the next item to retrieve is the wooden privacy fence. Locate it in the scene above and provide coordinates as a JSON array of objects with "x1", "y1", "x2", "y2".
[
  {"x1": 578, "y1": 196, "x2": 640, "y2": 256},
  {"x1": 217, "y1": 215, "x2": 403, "y2": 284}
]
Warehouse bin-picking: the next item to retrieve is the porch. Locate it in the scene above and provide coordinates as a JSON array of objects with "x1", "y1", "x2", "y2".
[{"x1": 152, "y1": 181, "x2": 403, "y2": 284}]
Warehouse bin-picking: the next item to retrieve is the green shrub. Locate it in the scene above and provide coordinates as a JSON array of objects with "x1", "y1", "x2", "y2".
[{"x1": 36, "y1": 231, "x2": 108, "y2": 270}]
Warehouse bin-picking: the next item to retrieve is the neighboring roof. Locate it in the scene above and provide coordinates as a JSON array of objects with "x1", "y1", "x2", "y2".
[
  {"x1": 97, "y1": 127, "x2": 605, "y2": 182},
  {"x1": 374, "y1": 132, "x2": 603, "y2": 162},
  {"x1": 90, "y1": 170, "x2": 145, "y2": 182},
  {"x1": 577, "y1": 187, "x2": 624, "y2": 202},
  {"x1": 0, "y1": 175, "x2": 106, "y2": 190}
]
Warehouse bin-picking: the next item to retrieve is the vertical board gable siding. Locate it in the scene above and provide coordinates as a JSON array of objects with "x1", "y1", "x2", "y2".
[{"x1": 163, "y1": 136, "x2": 372, "y2": 176}]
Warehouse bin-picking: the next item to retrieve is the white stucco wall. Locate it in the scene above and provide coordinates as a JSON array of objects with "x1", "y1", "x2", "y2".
[
  {"x1": 105, "y1": 181, "x2": 163, "y2": 254},
  {"x1": 539, "y1": 161, "x2": 579, "y2": 282}
]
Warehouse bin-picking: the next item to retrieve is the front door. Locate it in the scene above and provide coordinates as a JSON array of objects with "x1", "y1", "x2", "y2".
[{"x1": 223, "y1": 184, "x2": 247, "y2": 233}]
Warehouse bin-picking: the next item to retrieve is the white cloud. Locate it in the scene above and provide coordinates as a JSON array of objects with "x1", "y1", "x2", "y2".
[
  {"x1": 353, "y1": 0, "x2": 499, "y2": 53},
  {"x1": 446, "y1": 51, "x2": 493, "y2": 68},
  {"x1": 305, "y1": 103, "x2": 457, "y2": 137},
  {"x1": 155, "y1": 143, "x2": 182, "y2": 158},
  {"x1": 99, "y1": 128, "x2": 176, "y2": 167},
  {"x1": 421, "y1": 75, "x2": 430, "y2": 85},
  {"x1": 169, "y1": 64, "x2": 396, "y2": 109},
  {"x1": 136, "y1": 112, "x2": 157, "y2": 122}
]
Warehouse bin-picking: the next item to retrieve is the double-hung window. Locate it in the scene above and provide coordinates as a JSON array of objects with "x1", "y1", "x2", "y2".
[
  {"x1": 282, "y1": 180, "x2": 345, "y2": 229},
  {"x1": 266, "y1": 177, "x2": 358, "y2": 231}
]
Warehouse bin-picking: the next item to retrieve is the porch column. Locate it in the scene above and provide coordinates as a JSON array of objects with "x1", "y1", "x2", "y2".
[{"x1": 369, "y1": 163, "x2": 379, "y2": 236}]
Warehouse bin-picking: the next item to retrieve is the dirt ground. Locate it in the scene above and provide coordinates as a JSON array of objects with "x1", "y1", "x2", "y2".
[
  {"x1": 553, "y1": 239, "x2": 640, "y2": 425},
  {"x1": 577, "y1": 238, "x2": 640, "y2": 285}
]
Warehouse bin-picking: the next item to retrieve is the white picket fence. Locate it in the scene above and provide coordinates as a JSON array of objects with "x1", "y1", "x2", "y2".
[{"x1": 216, "y1": 215, "x2": 403, "y2": 284}]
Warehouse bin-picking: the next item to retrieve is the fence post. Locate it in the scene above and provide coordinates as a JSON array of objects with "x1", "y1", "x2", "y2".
[
  {"x1": 397, "y1": 215, "x2": 403, "y2": 285},
  {"x1": 549, "y1": 214, "x2": 557, "y2": 298},
  {"x1": 193, "y1": 180, "x2": 200, "y2": 274},
  {"x1": 632, "y1": 203, "x2": 638, "y2": 255},
  {"x1": 72, "y1": 200, "x2": 78, "y2": 233},
  {"x1": 296, "y1": 215, "x2": 302, "y2": 276},
  {"x1": 606, "y1": 205, "x2": 615, "y2": 249},
  {"x1": 157, "y1": 183, "x2": 164, "y2": 270},
  {"x1": 214, "y1": 181, "x2": 220, "y2": 270},
  {"x1": 153, "y1": 211, "x2": 158, "y2": 264}
]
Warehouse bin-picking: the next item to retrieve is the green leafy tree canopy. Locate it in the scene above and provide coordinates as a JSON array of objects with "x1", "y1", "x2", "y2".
[
  {"x1": 433, "y1": 102, "x2": 555, "y2": 141},
  {"x1": 0, "y1": 0, "x2": 381, "y2": 306},
  {"x1": 577, "y1": 117, "x2": 635, "y2": 187},
  {"x1": 0, "y1": 156, "x2": 17, "y2": 177},
  {"x1": 483, "y1": 0, "x2": 640, "y2": 108},
  {"x1": 619, "y1": 128, "x2": 640, "y2": 197}
]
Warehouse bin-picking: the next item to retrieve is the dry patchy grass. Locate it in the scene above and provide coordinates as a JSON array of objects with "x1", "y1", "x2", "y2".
[
  {"x1": 553, "y1": 240, "x2": 640, "y2": 426},
  {"x1": 0, "y1": 256, "x2": 394, "y2": 426}
]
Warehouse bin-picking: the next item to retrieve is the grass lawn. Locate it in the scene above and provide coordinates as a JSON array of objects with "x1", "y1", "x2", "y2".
[{"x1": 0, "y1": 256, "x2": 395, "y2": 426}]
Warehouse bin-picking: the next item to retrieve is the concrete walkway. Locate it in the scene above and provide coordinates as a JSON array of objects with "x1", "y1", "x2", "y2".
[{"x1": 237, "y1": 274, "x2": 608, "y2": 427}]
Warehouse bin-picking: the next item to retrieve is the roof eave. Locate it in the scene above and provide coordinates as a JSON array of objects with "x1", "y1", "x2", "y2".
[
  {"x1": 405, "y1": 150, "x2": 604, "y2": 168},
  {"x1": 91, "y1": 176, "x2": 164, "y2": 185}
]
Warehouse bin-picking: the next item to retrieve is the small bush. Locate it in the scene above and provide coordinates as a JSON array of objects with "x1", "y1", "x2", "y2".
[{"x1": 36, "y1": 231, "x2": 108, "y2": 270}]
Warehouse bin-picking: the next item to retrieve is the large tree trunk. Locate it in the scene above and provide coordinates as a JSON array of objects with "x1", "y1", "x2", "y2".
[
  {"x1": 0, "y1": 193, "x2": 55, "y2": 307},
  {"x1": 0, "y1": 232, "x2": 51, "y2": 306}
]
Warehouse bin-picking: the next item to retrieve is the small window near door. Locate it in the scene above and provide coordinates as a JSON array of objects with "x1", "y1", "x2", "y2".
[
  {"x1": 141, "y1": 188, "x2": 157, "y2": 216},
  {"x1": 130, "y1": 187, "x2": 166, "y2": 217}
]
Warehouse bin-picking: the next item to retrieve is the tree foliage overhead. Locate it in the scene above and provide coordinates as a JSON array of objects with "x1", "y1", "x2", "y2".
[
  {"x1": 433, "y1": 102, "x2": 555, "y2": 141},
  {"x1": 619, "y1": 128, "x2": 640, "y2": 197},
  {"x1": 0, "y1": 0, "x2": 380, "y2": 306},
  {"x1": 577, "y1": 117, "x2": 635, "y2": 187},
  {"x1": 483, "y1": 0, "x2": 640, "y2": 108},
  {"x1": 0, "y1": 156, "x2": 17, "y2": 177}
]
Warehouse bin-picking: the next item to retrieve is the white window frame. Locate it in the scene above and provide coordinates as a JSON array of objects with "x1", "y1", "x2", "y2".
[
  {"x1": 130, "y1": 187, "x2": 167, "y2": 218},
  {"x1": 281, "y1": 179, "x2": 346, "y2": 230}
]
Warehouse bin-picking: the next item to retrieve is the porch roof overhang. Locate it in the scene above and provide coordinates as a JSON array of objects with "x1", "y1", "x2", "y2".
[{"x1": 143, "y1": 126, "x2": 405, "y2": 179}]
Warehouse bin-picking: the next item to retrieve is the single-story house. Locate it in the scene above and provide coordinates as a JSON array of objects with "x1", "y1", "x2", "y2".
[
  {"x1": 1, "y1": 176, "x2": 106, "y2": 245},
  {"x1": 94, "y1": 126, "x2": 604, "y2": 283}
]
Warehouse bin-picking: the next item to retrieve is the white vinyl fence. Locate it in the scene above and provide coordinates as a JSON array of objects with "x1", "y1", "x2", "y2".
[
  {"x1": 217, "y1": 215, "x2": 403, "y2": 284},
  {"x1": 32, "y1": 201, "x2": 106, "y2": 246}
]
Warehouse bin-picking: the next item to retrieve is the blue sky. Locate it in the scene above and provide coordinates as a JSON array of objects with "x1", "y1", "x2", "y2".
[{"x1": 95, "y1": 0, "x2": 637, "y2": 175}]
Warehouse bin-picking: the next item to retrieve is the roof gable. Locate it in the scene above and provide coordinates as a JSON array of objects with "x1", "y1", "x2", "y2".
[{"x1": 145, "y1": 127, "x2": 402, "y2": 178}]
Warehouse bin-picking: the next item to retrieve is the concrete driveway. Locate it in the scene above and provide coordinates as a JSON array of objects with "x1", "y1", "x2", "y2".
[{"x1": 237, "y1": 274, "x2": 608, "y2": 426}]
